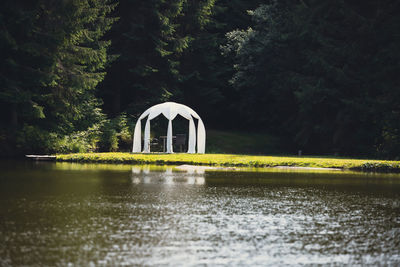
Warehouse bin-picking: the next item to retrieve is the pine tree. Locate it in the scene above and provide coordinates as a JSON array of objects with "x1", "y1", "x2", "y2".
[
  {"x1": 224, "y1": 0, "x2": 400, "y2": 157},
  {"x1": 177, "y1": 0, "x2": 265, "y2": 127},
  {"x1": 100, "y1": 0, "x2": 191, "y2": 117},
  {"x1": 44, "y1": 0, "x2": 117, "y2": 133},
  {"x1": 0, "y1": 0, "x2": 116, "y2": 153},
  {"x1": 0, "y1": 1, "x2": 55, "y2": 128}
]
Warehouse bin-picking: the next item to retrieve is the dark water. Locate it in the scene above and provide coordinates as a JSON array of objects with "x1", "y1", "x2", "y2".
[{"x1": 1, "y1": 161, "x2": 400, "y2": 266}]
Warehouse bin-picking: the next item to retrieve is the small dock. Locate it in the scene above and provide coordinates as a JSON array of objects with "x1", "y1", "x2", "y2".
[{"x1": 25, "y1": 155, "x2": 56, "y2": 161}]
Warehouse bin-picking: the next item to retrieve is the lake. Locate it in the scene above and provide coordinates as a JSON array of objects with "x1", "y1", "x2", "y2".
[{"x1": 0, "y1": 161, "x2": 399, "y2": 265}]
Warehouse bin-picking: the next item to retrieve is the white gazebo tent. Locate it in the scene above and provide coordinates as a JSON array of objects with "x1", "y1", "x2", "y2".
[{"x1": 132, "y1": 102, "x2": 205, "y2": 153}]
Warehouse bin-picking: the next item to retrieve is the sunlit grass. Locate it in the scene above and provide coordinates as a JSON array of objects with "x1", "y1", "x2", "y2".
[{"x1": 56, "y1": 152, "x2": 400, "y2": 172}]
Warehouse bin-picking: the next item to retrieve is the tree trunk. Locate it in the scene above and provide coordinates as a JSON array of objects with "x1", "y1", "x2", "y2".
[
  {"x1": 11, "y1": 103, "x2": 18, "y2": 128},
  {"x1": 112, "y1": 86, "x2": 121, "y2": 116}
]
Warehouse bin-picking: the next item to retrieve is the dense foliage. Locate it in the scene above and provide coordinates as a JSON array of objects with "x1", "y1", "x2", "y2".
[
  {"x1": 0, "y1": 0, "x2": 119, "y2": 154},
  {"x1": 0, "y1": 0, "x2": 399, "y2": 158},
  {"x1": 223, "y1": 0, "x2": 400, "y2": 158}
]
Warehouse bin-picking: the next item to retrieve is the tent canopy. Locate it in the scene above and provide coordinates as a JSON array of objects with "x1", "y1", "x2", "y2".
[{"x1": 132, "y1": 102, "x2": 206, "y2": 153}]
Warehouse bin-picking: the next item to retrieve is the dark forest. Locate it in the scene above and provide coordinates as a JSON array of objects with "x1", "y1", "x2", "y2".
[{"x1": 1, "y1": 0, "x2": 399, "y2": 158}]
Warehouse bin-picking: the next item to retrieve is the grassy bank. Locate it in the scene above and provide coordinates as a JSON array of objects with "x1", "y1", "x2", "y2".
[{"x1": 56, "y1": 153, "x2": 400, "y2": 172}]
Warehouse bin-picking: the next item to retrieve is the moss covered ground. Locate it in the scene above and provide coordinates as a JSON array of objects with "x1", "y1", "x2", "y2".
[{"x1": 56, "y1": 152, "x2": 400, "y2": 172}]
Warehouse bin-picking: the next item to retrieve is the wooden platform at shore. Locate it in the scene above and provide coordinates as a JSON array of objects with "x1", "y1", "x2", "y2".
[{"x1": 25, "y1": 155, "x2": 56, "y2": 161}]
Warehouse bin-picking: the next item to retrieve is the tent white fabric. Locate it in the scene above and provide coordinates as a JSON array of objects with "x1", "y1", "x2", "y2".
[{"x1": 132, "y1": 102, "x2": 206, "y2": 153}]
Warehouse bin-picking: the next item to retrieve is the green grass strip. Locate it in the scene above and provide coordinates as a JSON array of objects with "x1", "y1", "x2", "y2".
[{"x1": 56, "y1": 153, "x2": 400, "y2": 172}]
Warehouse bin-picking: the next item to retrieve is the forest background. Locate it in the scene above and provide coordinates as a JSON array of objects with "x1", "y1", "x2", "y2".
[{"x1": 1, "y1": 0, "x2": 399, "y2": 159}]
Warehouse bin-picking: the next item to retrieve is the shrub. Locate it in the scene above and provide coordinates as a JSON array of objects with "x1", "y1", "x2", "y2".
[
  {"x1": 10, "y1": 114, "x2": 133, "y2": 155},
  {"x1": 15, "y1": 125, "x2": 57, "y2": 154},
  {"x1": 98, "y1": 114, "x2": 132, "y2": 152}
]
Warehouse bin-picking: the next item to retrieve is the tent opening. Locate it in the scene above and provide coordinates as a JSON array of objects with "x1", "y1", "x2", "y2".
[{"x1": 132, "y1": 102, "x2": 206, "y2": 153}]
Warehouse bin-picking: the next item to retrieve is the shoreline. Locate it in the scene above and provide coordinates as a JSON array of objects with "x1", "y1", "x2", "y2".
[{"x1": 55, "y1": 153, "x2": 400, "y2": 173}]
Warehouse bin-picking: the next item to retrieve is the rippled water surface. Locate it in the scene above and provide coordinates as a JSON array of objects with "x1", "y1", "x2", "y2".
[{"x1": 1, "y1": 161, "x2": 400, "y2": 266}]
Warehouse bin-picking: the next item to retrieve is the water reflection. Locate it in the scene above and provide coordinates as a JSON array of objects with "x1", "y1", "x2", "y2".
[
  {"x1": 0, "y1": 161, "x2": 399, "y2": 266},
  {"x1": 131, "y1": 166, "x2": 205, "y2": 185}
]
